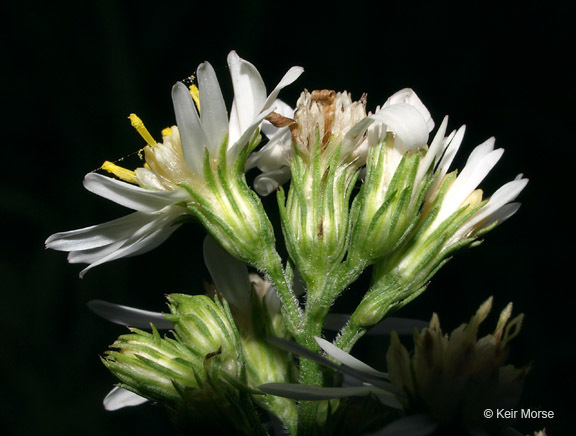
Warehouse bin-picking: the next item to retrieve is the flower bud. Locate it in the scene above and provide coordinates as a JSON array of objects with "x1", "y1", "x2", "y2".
[
  {"x1": 278, "y1": 90, "x2": 364, "y2": 294},
  {"x1": 103, "y1": 294, "x2": 244, "y2": 415},
  {"x1": 166, "y1": 294, "x2": 242, "y2": 379},
  {"x1": 347, "y1": 139, "x2": 429, "y2": 266}
]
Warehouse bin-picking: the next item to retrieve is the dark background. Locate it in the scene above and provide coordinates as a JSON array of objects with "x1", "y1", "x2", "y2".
[{"x1": 1, "y1": 0, "x2": 572, "y2": 435}]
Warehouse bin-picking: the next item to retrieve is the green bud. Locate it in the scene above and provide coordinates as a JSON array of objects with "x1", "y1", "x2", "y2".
[
  {"x1": 278, "y1": 90, "x2": 362, "y2": 295},
  {"x1": 166, "y1": 293, "x2": 242, "y2": 379},
  {"x1": 103, "y1": 324, "x2": 206, "y2": 403},
  {"x1": 352, "y1": 173, "x2": 487, "y2": 328},
  {"x1": 103, "y1": 294, "x2": 270, "y2": 435},
  {"x1": 348, "y1": 139, "x2": 430, "y2": 266}
]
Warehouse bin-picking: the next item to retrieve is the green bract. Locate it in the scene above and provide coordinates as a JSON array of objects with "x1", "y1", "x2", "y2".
[{"x1": 103, "y1": 294, "x2": 241, "y2": 401}]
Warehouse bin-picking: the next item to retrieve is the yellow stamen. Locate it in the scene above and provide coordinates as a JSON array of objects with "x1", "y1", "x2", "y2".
[
  {"x1": 189, "y1": 85, "x2": 201, "y2": 111},
  {"x1": 101, "y1": 161, "x2": 139, "y2": 184},
  {"x1": 128, "y1": 113, "x2": 157, "y2": 146},
  {"x1": 161, "y1": 127, "x2": 172, "y2": 137}
]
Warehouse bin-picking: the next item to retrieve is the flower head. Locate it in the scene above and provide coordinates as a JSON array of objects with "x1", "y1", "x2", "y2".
[
  {"x1": 45, "y1": 51, "x2": 303, "y2": 275},
  {"x1": 277, "y1": 89, "x2": 432, "y2": 294},
  {"x1": 102, "y1": 293, "x2": 242, "y2": 404},
  {"x1": 351, "y1": 114, "x2": 527, "y2": 327},
  {"x1": 386, "y1": 297, "x2": 528, "y2": 434}
]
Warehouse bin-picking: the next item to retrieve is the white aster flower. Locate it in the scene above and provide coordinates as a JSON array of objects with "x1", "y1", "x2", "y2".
[
  {"x1": 391, "y1": 121, "x2": 529, "y2": 277},
  {"x1": 45, "y1": 51, "x2": 303, "y2": 274},
  {"x1": 352, "y1": 115, "x2": 528, "y2": 327},
  {"x1": 246, "y1": 87, "x2": 432, "y2": 196}
]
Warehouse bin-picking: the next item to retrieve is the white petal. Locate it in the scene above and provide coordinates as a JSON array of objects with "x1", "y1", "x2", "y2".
[
  {"x1": 370, "y1": 103, "x2": 429, "y2": 152},
  {"x1": 267, "y1": 337, "x2": 395, "y2": 390},
  {"x1": 466, "y1": 177, "x2": 528, "y2": 230},
  {"x1": 253, "y1": 167, "x2": 292, "y2": 196},
  {"x1": 443, "y1": 144, "x2": 504, "y2": 215},
  {"x1": 88, "y1": 300, "x2": 173, "y2": 329},
  {"x1": 46, "y1": 211, "x2": 156, "y2": 252},
  {"x1": 464, "y1": 136, "x2": 497, "y2": 165},
  {"x1": 227, "y1": 51, "x2": 267, "y2": 141},
  {"x1": 260, "y1": 99, "x2": 294, "y2": 138},
  {"x1": 83, "y1": 173, "x2": 188, "y2": 212},
  {"x1": 342, "y1": 117, "x2": 375, "y2": 158},
  {"x1": 384, "y1": 88, "x2": 434, "y2": 132},
  {"x1": 67, "y1": 239, "x2": 124, "y2": 264},
  {"x1": 435, "y1": 125, "x2": 465, "y2": 175},
  {"x1": 226, "y1": 108, "x2": 274, "y2": 164},
  {"x1": 197, "y1": 61, "x2": 228, "y2": 154},
  {"x1": 172, "y1": 81, "x2": 207, "y2": 175},
  {"x1": 203, "y1": 235, "x2": 251, "y2": 311},
  {"x1": 261, "y1": 66, "x2": 304, "y2": 112},
  {"x1": 104, "y1": 387, "x2": 148, "y2": 411},
  {"x1": 314, "y1": 337, "x2": 387, "y2": 377},
  {"x1": 415, "y1": 116, "x2": 449, "y2": 187},
  {"x1": 251, "y1": 134, "x2": 292, "y2": 171},
  {"x1": 480, "y1": 202, "x2": 521, "y2": 227},
  {"x1": 77, "y1": 212, "x2": 182, "y2": 277}
]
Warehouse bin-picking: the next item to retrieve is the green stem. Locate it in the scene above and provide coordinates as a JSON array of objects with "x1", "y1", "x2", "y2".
[
  {"x1": 265, "y1": 253, "x2": 304, "y2": 338},
  {"x1": 334, "y1": 318, "x2": 367, "y2": 353},
  {"x1": 296, "y1": 313, "x2": 324, "y2": 436}
]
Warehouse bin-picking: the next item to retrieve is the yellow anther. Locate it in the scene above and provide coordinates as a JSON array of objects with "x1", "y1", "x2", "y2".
[
  {"x1": 161, "y1": 127, "x2": 172, "y2": 137},
  {"x1": 128, "y1": 113, "x2": 157, "y2": 147},
  {"x1": 189, "y1": 85, "x2": 201, "y2": 111},
  {"x1": 101, "y1": 161, "x2": 139, "y2": 184}
]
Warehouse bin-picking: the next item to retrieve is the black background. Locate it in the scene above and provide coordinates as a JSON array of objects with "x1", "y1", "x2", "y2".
[{"x1": 1, "y1": 1, "x2": 573, "y2": 435}]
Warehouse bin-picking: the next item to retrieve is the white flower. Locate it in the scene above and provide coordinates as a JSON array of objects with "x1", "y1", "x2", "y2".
[
  {"x1": 351, "y1": 113, "x2": 528, "y2": 327},
  {"x1": 348, "y1": 85, "x2": 528, "y2": 273},
  {"x1": 45, "y1": 51, "x2": 303, "y2": 275},
  {"x1": 246, "y1": 87, "x2": 432, "y2": 196},
  {"x1": 420, "y1": 121, "x2": 528, "y2": 244},
  {"x1": 394, "y1": 119, "x2": 529, "y2": 276},
  {"x1": 246, "y1": 100, "x2": 295, "y2": 195},
  {"x1": 170, "y1": 51, "x2": 303, "y2": 180}
]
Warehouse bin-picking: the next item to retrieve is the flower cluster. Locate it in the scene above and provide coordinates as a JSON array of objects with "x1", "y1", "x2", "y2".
[{"x1": 45, "y1": 50, "x2": 532, "y2": 436}]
